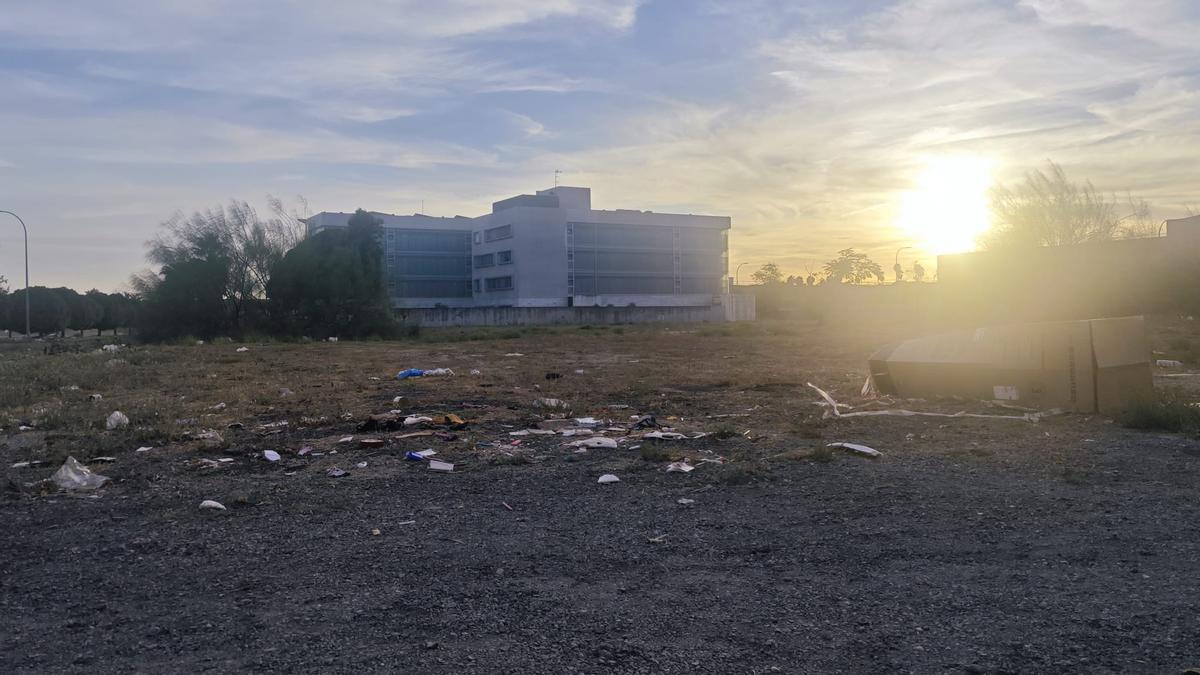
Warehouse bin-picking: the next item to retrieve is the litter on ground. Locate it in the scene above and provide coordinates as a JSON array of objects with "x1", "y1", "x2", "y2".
[
  {"x1": 666, "y1": 461, "x2": 695, "y2": 473},
  {"x1": 827, "y1": 442, "x2": 882, "y2": 458},
  {"x1": 106, "y1": 411, "x2": 129, "y2": 430},
  {"x1": 568, "y1": 437, "x2": 618, "y2": 449},
  {"x1": 597, "y1": 474, "x2": 620, "y2": 484},
  {"x1": 199, "y1": 500, "x2": 227, "y2": 511},
  {"x1": 429, "y1": 460, "x2": 455, "y2": 472},
  {"x1": 51, "y1": 457, "x2": 110, "y2": 491}
]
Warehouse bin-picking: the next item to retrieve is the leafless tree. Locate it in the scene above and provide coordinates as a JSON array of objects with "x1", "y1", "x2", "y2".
[{"x1": 985, "y1": 162, "x2": 1152, "y2": 248}]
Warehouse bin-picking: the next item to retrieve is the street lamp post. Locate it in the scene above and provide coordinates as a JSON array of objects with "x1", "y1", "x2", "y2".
[
  {"x1": 0, "y1": 210, "x2": 30, "y2": 337},
  {"x1": 734, "y1": 262, "x2": 749, "y2": 286},
  {"x1": 893, "y1": 246, "x2": 912, "y2": 284}
]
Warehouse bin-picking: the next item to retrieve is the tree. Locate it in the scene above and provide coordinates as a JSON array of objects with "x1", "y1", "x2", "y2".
[
  {"x1": 140, "y1": 199, "x2": 304, "y2": 337},
  {"x1": 267, "y1": 209, "x2": 393, "y2": 338},
  {"x1": 6, "y1": 286, "x2": 69, "y2": 336},
  {"x1": 822, "y1": 249, "x2": 884, "y2": 285},
  {"x1": 986, "y1": 161, "x2": 1153, "y2": 248},
  {"x1": 137, "y1": 258, "x2": 231, "y2": 341},
  {"x1": 751, "y1": 262, "x2": 783, "y2": 285},
  {"x1": 51, "y1": 287, "x2": 102, "y2": 336}
]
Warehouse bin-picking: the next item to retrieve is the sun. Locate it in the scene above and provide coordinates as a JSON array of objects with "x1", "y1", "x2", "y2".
[{"x1": 895, "y1": 156, "x2": 993, "y2": 256}]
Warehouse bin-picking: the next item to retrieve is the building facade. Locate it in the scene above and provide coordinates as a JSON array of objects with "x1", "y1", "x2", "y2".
[{"x1": 305, "y1": 186, "x2": 731, "y2": 309}]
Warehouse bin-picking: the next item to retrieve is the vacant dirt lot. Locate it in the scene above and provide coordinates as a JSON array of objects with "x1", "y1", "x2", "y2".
[{"x1": 3, "y1": 320, "x2": 1200, "y2": 673}]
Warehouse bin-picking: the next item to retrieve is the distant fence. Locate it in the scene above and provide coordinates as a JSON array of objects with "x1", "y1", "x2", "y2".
[{"x1": 395, "y1": 295, "x2": 755, "y2": 327}]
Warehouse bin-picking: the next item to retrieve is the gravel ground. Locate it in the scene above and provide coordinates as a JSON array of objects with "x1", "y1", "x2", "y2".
[
  {"x1": 3, "y1": 419, "x2": 1200, "y2": 673},
  {"x1": 3, "y1": 321, "x2": 1200, "y2": 673}
]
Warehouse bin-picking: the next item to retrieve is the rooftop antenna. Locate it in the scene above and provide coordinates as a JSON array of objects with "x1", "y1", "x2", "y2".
[{"x1": 554, "y1": 169, "x2": 562, "y2": 187}]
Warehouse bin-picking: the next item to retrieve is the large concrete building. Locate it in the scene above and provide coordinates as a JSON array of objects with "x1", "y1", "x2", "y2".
[{"x1": 305, "y1": 186, "x2": 732, "y2": 310}]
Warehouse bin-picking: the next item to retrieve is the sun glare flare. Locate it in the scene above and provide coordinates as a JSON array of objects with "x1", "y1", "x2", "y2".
[{"x1": 896, "y1": 156, "x2": 994, "y2": 255}]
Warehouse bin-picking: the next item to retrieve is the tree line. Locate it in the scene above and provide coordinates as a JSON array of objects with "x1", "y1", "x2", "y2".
[
  {"x1": 0, "y1": 285, "x2": 137, "y2": 337},
  {"x1": 131, "y1": 200, "x2": 394, "y2": 341}
]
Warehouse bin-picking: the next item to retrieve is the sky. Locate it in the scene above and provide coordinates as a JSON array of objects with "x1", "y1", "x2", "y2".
[{"x1": 1, "y1": 0, "x2": 1198, "y2": 291}]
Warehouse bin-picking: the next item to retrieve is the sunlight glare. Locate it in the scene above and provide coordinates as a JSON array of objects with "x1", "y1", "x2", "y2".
[{"x1": 896, "y1": 156, "x2": 993, "y2": 255}]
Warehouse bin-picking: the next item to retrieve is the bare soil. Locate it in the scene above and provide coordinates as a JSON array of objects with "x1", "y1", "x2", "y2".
[{"x1": 2, "y1": 320, "x2": 1200, "y2": 673}]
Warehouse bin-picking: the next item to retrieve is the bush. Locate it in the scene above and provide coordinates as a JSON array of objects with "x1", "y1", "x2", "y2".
[{"x1": 1119, "y1": 390, "x2": 1200, "y2": 435}]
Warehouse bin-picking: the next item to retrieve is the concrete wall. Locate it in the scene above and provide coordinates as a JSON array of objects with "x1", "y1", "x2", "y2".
[
  {"x1": 396, "y1": 294, "x2": 755, "y2": 327},
  {"x1": 937, "y1": 216, "x2": 1200, "y2": 324}
]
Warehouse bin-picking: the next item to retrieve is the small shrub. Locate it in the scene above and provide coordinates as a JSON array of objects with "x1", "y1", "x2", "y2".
[{"x1": 1119, "y1": 390, "x2": 1200, "y2": 434}]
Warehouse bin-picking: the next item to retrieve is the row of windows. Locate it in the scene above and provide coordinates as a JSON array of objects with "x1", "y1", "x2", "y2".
[
  {"x1": 569, "y1": 223, "x2": 725, "y2": 251},
  {"x1": 384, "y1": 229, "x2": 471, "y2": 253},
  {"x1": 572, "y1": 276, "x2": 721, "y2": 295},
  {"x1": 482, "y1": 276, "x2": 513, "y2": 292},
  {"x1": 386, "y1": 279, "x2": 473, "y2": 298},
  {"x1": 477, "y1": 224, "x2": 512, "y2": 243},
  {"x1": 386, "y1": 255, "x2": 471, "y2": 276},
  {"x1": 473, "y1": 250, "x2": 513, "y2": 268}
]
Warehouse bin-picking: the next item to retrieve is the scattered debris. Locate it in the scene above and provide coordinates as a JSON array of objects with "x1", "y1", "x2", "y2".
[
  {"x1": 469, "y1": 369, "x2": 482, "y2": 376},
  {"x1": 298, "y1": 446, "x2": 313, "y2": 456},
  {"x1": 263, "y1": 450, "x2": 281, "y2": 462},
  {"x1": 101, "y1": 344, "x2": 123, "y2": 353},
  {"x1": 1157, "y1": 359, "x2": 1184, "y2": 368},
  {"x1": 199, "y1": 500, "x2": 227, "y2": 511},
  {"x1": 404, "y1": 415, "x2": 433, "y2": 426},
  {"x1": 396, "y1": 368, "x2": 455, "y2": 379},
  {"x1": 644, "y1": 431, "x2": 691, "y2": 441},
  {"x1": 392, "y1": 396, "x2": 404, "y2": 404},
  {"x1": 431, "y1": 413, "x2": 467, "y2": 428},
  {"x1": 545, "y1": 372, "x2": 562, "y2": 380},
  {"x1": 10, "y1": 460, "x2": 46, "y2": 469},
  {"x1": 51, "y1": 457, "x2": 110, "y2": 491},
  {"x1": 236, "y1": 346, "x2": 249, "y2": 353},
  {"x1": 574, "y1": 369, "x2": 586, "y2": 374},
  {"x1": 502, "y1": 502, "x2": 514, "y2": 511},
  {"x1": 279, "y1": 388, "x2": 294, "y2": 397},
  {"x1": 630, "y1": 415, "x2": 659, "y2": 430},
  {"x1": 359, "y1": 438, "x2": 386, "y2": 448},
  {"x1": 677, "y1": 498, "x2": 696, "y2": 505},
  {"x1": 597, "y1": 474, "x2": 620, "y2": 484},
  {"x1": 429, "y1": 460, "x2": 455, "y2": 472},
  {"x1": 327, "y1": 337, "x2": 339, "y2": 343},
  {"x1": 827, "y1": 442, "x2": 882, "y2": 459},
  {"x1": 534, "y1": 398, "x2": 569, "y2": 410},
  {"x1": 356, "y1": 461, "x2": 368, "y2": 469},
  {"x1": 396, "y1": 430, "x2": 435, "y2": 439},
  {"x1": 509, "y1": 429, "x2": 556, "y2": 436},
  {"x1": 326, "y1": 467, "x2": 348, "y2": 477},
  {"x1": 505, "y1": 353, "x2": 525, "y2": 357},
  {"x1": 193, "y1": 430, "x2": 225, "y2": 449},
  {"x1": 338, "y1": 436, "x2": 354, "y2": 443},
  {"x1": 88, "y1": 393, "x2": 103, "y2": 402},
  {"x1": 568, "y1": 437, "x2": 618, "y2": 450},
  {"x1": 666, "y1": 461, "x2": 695, "y2": 473},
  {"x1": 89, "y1": 456, "x2": 116, "y2": 463},
  {"x1": 807, "y1": 383, "x2": 1044, "y2": 423},
  {"x1": 106, "y1": 411, "x2": 129, "y2": 430},
  {"x1": 208, "y1": 402, "x2": 227, "y2": 411}
]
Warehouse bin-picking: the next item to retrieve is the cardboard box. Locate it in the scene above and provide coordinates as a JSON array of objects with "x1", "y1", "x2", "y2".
[{"x1": 868, "y1": 316, "x2": 1152, "y2": 413}]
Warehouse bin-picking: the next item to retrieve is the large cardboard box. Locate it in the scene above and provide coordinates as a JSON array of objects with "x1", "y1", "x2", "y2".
[{"x1": 868, "y1": 316, "x2": 1152, "y2": 414}]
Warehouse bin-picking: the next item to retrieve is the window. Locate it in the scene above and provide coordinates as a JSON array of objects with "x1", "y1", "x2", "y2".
[
  {"x1": 497, "y1": 250, "x2": 512, "y2": 265},
  {"x1": 473, "y1": 279, "x2": 481, "y2": 293},
  {"x1": 473, "y1": 253, "x2": 494, "y2": 268},
  {"x1": 484, "y1": 224, "x2": 512, "y2": 242},
  {"x1": 485, "y1": 276, "x2": 513, "y2": 291},
  {"x1": 473, "y1": 232, "x2": 482, "y2": 245}
]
